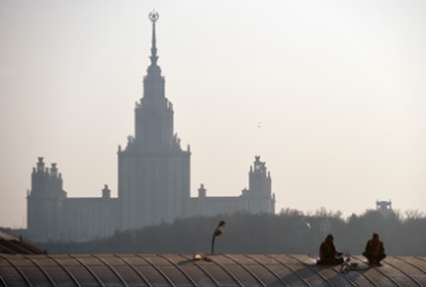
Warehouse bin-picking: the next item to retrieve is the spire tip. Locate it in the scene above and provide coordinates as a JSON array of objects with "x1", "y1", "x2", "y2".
[
  {"x1": 148, "y1": 10, "x2": 159, "y2": 66},
  {"x1": 149, "y1": 10, "x2": 159, "y2": 23}
]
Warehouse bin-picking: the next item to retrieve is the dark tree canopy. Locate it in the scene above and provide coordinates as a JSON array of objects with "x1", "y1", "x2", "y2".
[{"x1": 6, "y1": 208, "x2": 425, "y2": 256}]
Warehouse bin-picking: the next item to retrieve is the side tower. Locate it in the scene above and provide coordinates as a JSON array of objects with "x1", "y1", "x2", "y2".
[
  {"x1": 243, "y1": 156, "x2": 275, "y2": 214},
  {"x1": 118, "y1": 12, "x2": 191, "y2": 230},
  {"x1": 27, "y1": 157, "x2": 66, "y2": 242}
]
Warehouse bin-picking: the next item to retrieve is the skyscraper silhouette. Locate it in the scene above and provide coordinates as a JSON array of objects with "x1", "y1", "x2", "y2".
[
  {"x1": 118, "y1": 11, "x2": 191, "y2": 229},
  {"x1": 27, "y1": 12, "x2": 275, "y2": 242}
]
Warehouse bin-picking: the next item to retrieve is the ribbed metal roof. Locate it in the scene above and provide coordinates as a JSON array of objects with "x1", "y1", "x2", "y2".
[
  {"x1": 0, "y1": 232, "x2": 44, "y2": 255},
  {"x1": 0, "y1": 254, "x2": 425, "y2": 287}
]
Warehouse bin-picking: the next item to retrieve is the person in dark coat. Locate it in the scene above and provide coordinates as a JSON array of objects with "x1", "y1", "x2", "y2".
[
  {"x1": 317, "y1": 234, "x2": 344, "y2": 265},
  {"x1": 363, "y1": 233, "x2": 386, "y2": 266}
]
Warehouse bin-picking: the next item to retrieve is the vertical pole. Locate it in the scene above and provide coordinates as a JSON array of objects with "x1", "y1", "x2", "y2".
[{"x1": 211, "y1": 235, "x2": 216, "y2": 255}]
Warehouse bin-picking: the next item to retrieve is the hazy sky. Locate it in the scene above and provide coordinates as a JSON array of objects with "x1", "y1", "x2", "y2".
[{"x1": 1, "y1": 0, "x2": 426, "y2": 228}]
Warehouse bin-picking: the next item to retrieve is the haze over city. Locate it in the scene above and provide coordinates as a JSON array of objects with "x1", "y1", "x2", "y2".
[{"x1": 1, "y1": 0, "x2": 426, "y2": 228}]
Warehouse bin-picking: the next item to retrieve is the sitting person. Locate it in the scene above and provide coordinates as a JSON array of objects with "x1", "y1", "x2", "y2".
[
  {"x1": 317, "y1": 234, "x2": 344, "y2": 265},
  {"x1": 363, "y1": 233, "x2": 386, "y2": 266}
]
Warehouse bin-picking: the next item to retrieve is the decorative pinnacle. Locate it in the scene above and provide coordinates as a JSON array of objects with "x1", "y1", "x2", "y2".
[{"x1": 148, "y1": 10, "x2": 159, "y2": 65}]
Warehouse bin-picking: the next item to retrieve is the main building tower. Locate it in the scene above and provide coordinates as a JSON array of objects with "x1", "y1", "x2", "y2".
[
  {"x1": 26, "y1": 12, "x2": 275, "y2": 242},
  {"x1": 118, "y1": 11, "x2": 191, "y2": 230}
]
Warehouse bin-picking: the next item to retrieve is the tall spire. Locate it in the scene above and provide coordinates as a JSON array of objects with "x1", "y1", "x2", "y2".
[{"x1": 149, "y1": 10, "x2": 159, "y2": 65}]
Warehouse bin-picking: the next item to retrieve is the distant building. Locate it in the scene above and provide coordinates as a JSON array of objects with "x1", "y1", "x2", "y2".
[
  {"x1": 27, "y1": 158, "x2": 120, "y2": 242},
  {"x1": 188, "y1": 156, "x2": 274, "y2": 217},
  {"x1": 27, "y1": 12, "x2": 275, "y2": 242}
]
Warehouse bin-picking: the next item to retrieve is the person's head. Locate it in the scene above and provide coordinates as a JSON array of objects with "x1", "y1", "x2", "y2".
[
  {"x1": 325, "y1": 234, "x2": 334, "y2": 242},
  {"x1": 372, "y1": 233, "x2": 379, "y2": 241}
]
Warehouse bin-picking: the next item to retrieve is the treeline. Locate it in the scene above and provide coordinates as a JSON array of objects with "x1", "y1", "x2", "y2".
[{"x1": 39, "y1": 208, "x2": 426, "y2": 256}]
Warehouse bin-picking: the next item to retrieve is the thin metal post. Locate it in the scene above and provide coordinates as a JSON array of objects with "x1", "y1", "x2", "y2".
[{"x1": 211, "y1": 235, "x2": 216, "y2": 255}]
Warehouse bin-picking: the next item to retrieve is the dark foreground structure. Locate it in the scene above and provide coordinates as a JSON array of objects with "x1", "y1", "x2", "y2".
[
  {"x1": 0, "y1": 231, "x2": 43, "y2": 255},
  {"x1": 1, "y1": 254, "x2": 426, "y2": 287}
]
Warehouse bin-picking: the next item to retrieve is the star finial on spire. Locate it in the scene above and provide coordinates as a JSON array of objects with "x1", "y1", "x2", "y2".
[
  {"x1": 149, "y1": 10, "x2": 159, "y2": 65},
  {"x1": 149, "y1": 10, "x2": 159, "y2": 23}
]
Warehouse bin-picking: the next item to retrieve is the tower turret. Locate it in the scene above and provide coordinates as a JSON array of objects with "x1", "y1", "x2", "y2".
[
  {"x1": 249, "y1": 156, "x2": 271, "y2": 195},
  {"x1": 242, "y1": 156, "x2": 275, "y2": 214},
  {"x1": 102, "y1": 184, "x2": 111, "y2": 199},
  {"x1": 198, "y1": 184, "x2": 207, "y2": 198},
  {"x1": 27, "y1": 157, "x2": 66, "y2": 242}
]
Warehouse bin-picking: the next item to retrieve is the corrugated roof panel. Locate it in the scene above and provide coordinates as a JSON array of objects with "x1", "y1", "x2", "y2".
[
  {"x1": 90, "y1": 265, "x2": 122, "y2": 286},
  {"x1": 243, "y1": 255, "x2": 292, "y2": 287},
  {"x1": 96, "y1": 255, "x2": 125, "y2": 267},
  {"x1": 114, "y1": 256, "x2": 151, "y2": 287},
  {"x1": 5, "y1": 256, "x2": 50, "y2": 287},
  {"x1": 271, "y1": 254, "x2": 325, "y2": 286},
  {"x1": 408, "y1": 257, "x2": 426, "y2": 273},
  {"x1": 194, "y1": 260, "x2": 239, "y2": 287},
  {"x1": 8, "y1": 256, "x2": 33, "y2": 267},
  {"x1": 154, "y1": 265, "x2": 191, "y2": 287},
  {"x1": 335, "y1": 267, "x2": 375, "y2": 287},
  {"x1": 393, "y1": 257, "x2": 426, "y2": 285},
  {"x1": 0, "y1": 232, "x2": 44, "y2": 255},
  {"x1": 247, "y1": 255, "x2": 302, "y2": 287},
  {"x1": 49, "y1": 256, "x2": 79, "y2": 267},
  {"x1": 0, "y1": 264, "x2": 28, "y2": 287},
  {"x1": 177, "y1": 255, "x2": 222, "y2": 287},
  {"x1": 380, "y1": 258, "x2": 423, "y2": 287},
  {"x1": 350, "y1": 257, "x2": 395, "y2": 287},
  {"x1": 215, "y1": 255, "x2": 261, "y2": 287},
  {"x1": 25, "y1": 256, "x2": 65, "y2": 287},
  {"x1": 357, "y1": 255, "x2": 419, "y2": 287},
  {"x1": 113, "y1": 265, "x2": 147, "y2": 287},
  {"x1": 1, "y1": 254, "x2": 426, "y2": 287},
  {"x1": 160, "y1": 255, "x2": 202, "y2": 287},
  {"x1": 118, "y1": 256, "x2": 149, "y2": 266},
  {"x1": 226, "y1": 255, "x2": 278, "y2": 287},
  {"x1": 128, "y1": 262, "x2": 171, "y2": 287},
  {"x1": 51, "y1": 256, "x2": 98, "y2": 287},
  {"x1": 295, "y1": 255, "x2": 352, "y2": 287}
]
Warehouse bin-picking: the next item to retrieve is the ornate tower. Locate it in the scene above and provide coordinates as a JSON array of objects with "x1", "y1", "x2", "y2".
[
  {"x1": 249, "y1": 156, "x2": 271, "y2": 195},
  {"x1": 118, "y1": 11, "x2": 191, "y2": 230},
  {"x1": 243, "y1": 156, "x2": 275, "y2": 214},
  {"x1": 27, "y1": 158, "x2": 67, "y2": 241}
]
